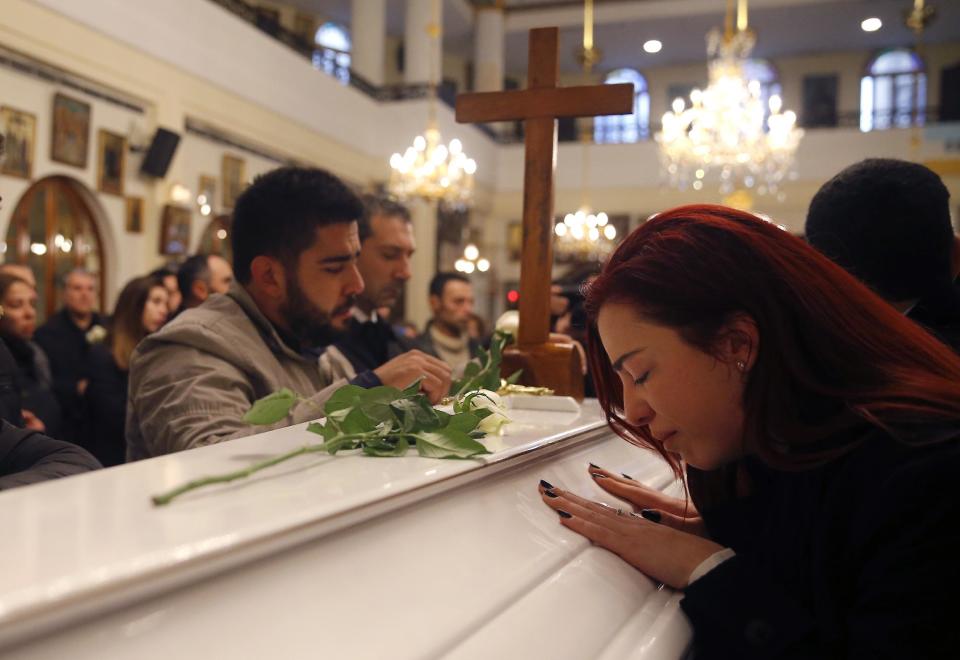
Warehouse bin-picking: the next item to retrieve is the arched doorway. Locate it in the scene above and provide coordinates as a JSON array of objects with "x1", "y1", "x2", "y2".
[
  {"x1": 198, "y1": 214, "x2": 233, "y2": 263},
  {"x1": 3, "y1": 176, "x2": 106, "y2": 321}
]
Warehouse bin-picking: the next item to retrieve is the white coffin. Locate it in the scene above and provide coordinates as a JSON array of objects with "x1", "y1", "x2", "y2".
[{"x1": 0, "y1": 399, "x2": 692, "y2": 659}]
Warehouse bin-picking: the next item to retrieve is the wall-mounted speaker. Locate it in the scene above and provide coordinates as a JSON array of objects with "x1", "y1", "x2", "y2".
[{"x1": 140, "y1": 128, "x2": 181, "y2": 178}]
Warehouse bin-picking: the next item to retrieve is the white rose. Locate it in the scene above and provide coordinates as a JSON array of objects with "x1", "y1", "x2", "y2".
[
  {"x1": 467, "y1": 389, "x2": 511, "y2": 436},
  {"x1": 86, "y1": 325, "x2": 107, "y2": 344}
]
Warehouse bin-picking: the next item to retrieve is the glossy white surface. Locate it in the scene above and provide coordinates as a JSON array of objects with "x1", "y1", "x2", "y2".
[{"x1": 1, "y1": 400, "x2": 692, "y2": 658}]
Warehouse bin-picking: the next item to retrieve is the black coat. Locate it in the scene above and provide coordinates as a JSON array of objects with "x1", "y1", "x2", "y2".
[
  {"x1": 0, "y1": 421, "x2": 100, "y2": 490},
  {"x1": 0, "y1": 336, "x2": 61, "y2": 438},
  {"x1": 85, "y1": 343, "x2": 128, "y2": 467},
  {"x1": 334, "y1": 317, "x2": 419, "y2": 373},
  {"x1": 681, "y1": 423, "x2": 960, "y2": 658},
  {"x1": 0, "y1": 341, "x2": 22, "y2": 425},
  {"x1": 907, "y1": 287, "x2": 960, "y2": 354},
  {"x1": 33, "y1": 309, "x2": 105, "y2": 445}
]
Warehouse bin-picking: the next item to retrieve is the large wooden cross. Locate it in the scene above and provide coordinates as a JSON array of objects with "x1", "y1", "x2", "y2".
[{"x1": 456, "y1": 27, "x2": 633, "y2": 400}]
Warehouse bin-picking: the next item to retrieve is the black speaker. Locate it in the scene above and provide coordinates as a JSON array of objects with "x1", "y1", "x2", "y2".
[{"x1": 140, "y1": 128, "x2": 181, "y2": 178}]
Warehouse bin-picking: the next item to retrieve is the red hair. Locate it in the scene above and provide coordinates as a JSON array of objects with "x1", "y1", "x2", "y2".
[{"x1": 585, "y1": 204, "x2": 960, "y2": 487}]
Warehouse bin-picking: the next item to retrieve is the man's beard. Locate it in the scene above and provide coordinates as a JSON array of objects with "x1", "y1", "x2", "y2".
[{"x1": 280, "y1": 271, "x2": 354, "y2": 347}]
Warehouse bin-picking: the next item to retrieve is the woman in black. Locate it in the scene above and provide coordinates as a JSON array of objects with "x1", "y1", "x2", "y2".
[
  {"x1": 0, "y1": 273, "x2": 61, "y2": 437},
  {"x1": 86, "y1": 275, "x2": 168, "y2": 466},
  {"x1": 538, "y1": 205, "x2": 960, "y2": 658}
]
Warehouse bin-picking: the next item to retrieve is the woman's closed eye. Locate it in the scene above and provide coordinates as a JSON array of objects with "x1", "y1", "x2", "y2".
[{"x1": 633, "y1": 371, "x2": 650, "y2": 386}]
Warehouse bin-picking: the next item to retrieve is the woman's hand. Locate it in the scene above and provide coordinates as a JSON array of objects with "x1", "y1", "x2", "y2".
[
  {"x1": 587, "y1": 464, "x2": 706, "y2": 535},
  {"x1": 539, "y1": 480, "x2": 724, "y2": 589}
]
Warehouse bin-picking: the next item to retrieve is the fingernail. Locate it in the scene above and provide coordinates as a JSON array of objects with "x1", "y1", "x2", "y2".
[
  {"x1": 543, "y1": 490, "x2": 559, "y2": 498},
  {"x1": 589, "y1": 462, "x2": 601, "y2": 469},
  {"x1": 621, "y1": 472, "x2": 635, "y2": 481},
  {"x1": 592, "y1": 473, "x2": 607, "y2": 479},
  {"x1": 640, "y1": 509, "x2": 661, "y2": 523},
  {"x1": 557, "y1": 510, "x2": 572, "y2": 519},
  {"x1": 539, "y1": 479, "x2": 554, "y2": 489}
]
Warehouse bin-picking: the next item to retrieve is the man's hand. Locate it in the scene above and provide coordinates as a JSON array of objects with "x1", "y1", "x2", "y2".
[
  {"x1": 21, "y1": 409, "x2": 45, "y2": 432},
  {"x1": 374, "y1": 350, "x2": 452, "y2": 404}
]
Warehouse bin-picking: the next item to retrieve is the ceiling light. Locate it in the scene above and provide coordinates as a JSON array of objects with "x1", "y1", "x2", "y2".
[
  {"x1": 643, "y1": 39, "x2": 662, "y2": 54},
  {"x1": 861, "y1": 17, "x2": 882, "y2": 32}
]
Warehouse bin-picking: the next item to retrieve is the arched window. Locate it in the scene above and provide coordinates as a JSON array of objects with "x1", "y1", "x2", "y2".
[
  {"x1": 313, "y1": 22, "x2": 351, "y2": 84},
  {"x1": 594, "y1": 69, "x2": 650, "y2": 144},
  {"x1": 860, "y1": 48, "x2": 925, "y2": 132},
  {"x1": 3, "y1": 176, "x2": 106, "y2": 321},
  {"x1": 743, "y1": 58, "x2": 782, "y2": 124}
]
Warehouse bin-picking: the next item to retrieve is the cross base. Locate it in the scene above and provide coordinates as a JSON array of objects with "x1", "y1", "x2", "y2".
[{"x1": 501, "y1": 340, "x2": 585, "y2": 401}]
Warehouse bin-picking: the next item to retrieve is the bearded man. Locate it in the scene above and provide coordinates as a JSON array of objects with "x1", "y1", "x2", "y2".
[{"x1": 126, "y1": 168, "x2": 450, "y2": 460}]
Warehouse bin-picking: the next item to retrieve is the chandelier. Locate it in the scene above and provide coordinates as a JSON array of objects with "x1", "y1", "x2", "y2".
[
  {"x1": 553, "y1": 0, "x2": 617, "y2": 263},
  {"x1": 454, "y1": 243, "x2": 490, "y2": 274},
  {"x1": 388, "y1": 0, "x2": 475, "y2": 208},
  {"x1": 656, "y1": 0, "x2": 803, "y2": 198}
]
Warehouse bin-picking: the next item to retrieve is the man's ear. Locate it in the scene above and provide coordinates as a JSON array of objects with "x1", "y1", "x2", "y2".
[
  {"x1": 249, "y1": 256, "x2": 286, "y2": 299},
  {"x1": 428, "y1": 294, "x2": 441, "y2": 312},
  {"x1": 719, "y1": 313, "x2": 759, "y2": 372},
  {"x1": 191, "y1": 279, "x2": 209, "y2": 303}
]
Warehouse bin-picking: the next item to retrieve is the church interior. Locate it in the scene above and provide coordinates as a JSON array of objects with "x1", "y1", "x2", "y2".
[{"x1": 3, "y1": 1, "x2": 960, "y2": 657}]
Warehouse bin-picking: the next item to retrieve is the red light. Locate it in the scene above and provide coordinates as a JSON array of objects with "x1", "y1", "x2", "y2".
[{"x1": 507, "y1": 289, "x2": 520, "y2": 303}]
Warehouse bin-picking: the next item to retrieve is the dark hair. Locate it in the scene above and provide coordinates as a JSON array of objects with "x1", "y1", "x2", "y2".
[
  {"x1": 585, "y1": 204, "x2": 960, "y2": 497},
  {"x1": 177, "y1": 255, "x2": 211, "y2": 304},
  {"x1": 429, "y1": 272, "x2": 470, "y2": 298},
  {"x1": 109, "y1": 275, "x2": 167, "y2": 370},
  {"x1": 0, "y1": 273, "x2": 29, "y2": 300},
  {"x1": 148, "y1": 266, "x2": 177, "y2": 281},
  {"x1": 805, "y1": 158, "x2": 953, "y2": 302},
  {"x1": 358, "y1": 194, "x2": 411, "y2": 242},
  {"x1": 231, "y1": 167, "x2": 364, "y2": 283}
]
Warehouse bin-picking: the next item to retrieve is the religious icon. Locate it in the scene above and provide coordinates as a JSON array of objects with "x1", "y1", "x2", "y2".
[
  {"x1": 198, "y1": 174, "x2": 216, "y2": 212},
  {"x1": 507, "y1": 221, "x2": 523, "y2": 262},
  {"x1": 159, "y1": 204, "x2": 191, "y2": 256},
  {"x1": 125, "y1": 196, "x2": 144, "y2": 234},
  {"x1": 0, "y1": 107, "x2": 36, "y2": 179},
  {"x1": 51, "y1": 93, "x2": 91, "y2": 168},
  {"x1": 221, "y1": 154, "x2": 246, "y2": 210},
  {"x1": 97, "y1": 130, "x2": 126, "y2": 196}
]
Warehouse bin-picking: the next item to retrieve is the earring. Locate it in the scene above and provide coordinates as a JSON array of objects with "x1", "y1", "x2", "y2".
[{"x1": 736, "y1": 360, "x2": 746, "y2": 372}]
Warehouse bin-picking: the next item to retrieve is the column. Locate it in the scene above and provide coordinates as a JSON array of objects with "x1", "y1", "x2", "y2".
[
  {"x1": 351, "y1": 0, "x2": 386, "y2": 87},
  {"x1": 404, "y1": 0, "x2": 442, "y2": 85},
  {"x1": 405, "y1": 198, "x2": 438, "y2": 329},
  {"x1": 473, "y1": 5, "x2": 504, "y2": 92}
]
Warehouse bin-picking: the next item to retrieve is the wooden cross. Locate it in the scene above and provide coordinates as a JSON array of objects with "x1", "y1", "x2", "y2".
[{"x1": 456, "y1": 27, "x2": 633, "y2": 399}]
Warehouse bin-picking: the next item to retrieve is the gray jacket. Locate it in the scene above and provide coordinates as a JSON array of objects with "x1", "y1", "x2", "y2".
[{"x1": 126, "y1": 284, "x2": 353, "y2": 461}]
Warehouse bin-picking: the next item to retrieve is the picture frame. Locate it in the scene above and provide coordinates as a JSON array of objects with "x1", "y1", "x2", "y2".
[
  {"x1": 159, "y1": 204, "x2": 191, "y2": 256},
  {"x1": 125, "y1": 196, "x2": 144, "y2": 234},
  {"x1": 221, "y1": 154, "x2": 246, "y2": 210},
  {"x1": 198, "y1": 174, "x2": 216, "y2": 212},
  {"x1": 97, "y1": 129, "x2": 126, "y2": 196},
  {"x1": 507, "y1": 221, "x2": 523, "y2": 262},
  {"x1": 0, "y1": 106, "x2": 37, "y2": 179},
  {"x1": 51, "y1": 93, "x2": 91, "y2": 168}
]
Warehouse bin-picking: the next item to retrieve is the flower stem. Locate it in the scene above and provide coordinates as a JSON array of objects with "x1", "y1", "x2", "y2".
[{"x1": 151, "y1": 434, "x2": 370, "y2": 506}]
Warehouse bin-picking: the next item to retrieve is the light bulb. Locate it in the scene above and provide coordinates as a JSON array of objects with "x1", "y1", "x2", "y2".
[
  {"x1": 477, "y1": 258, "x2": 490, "y2": 272},
  {"x1": 861, "y1": 17, "x2": 881, "y2": 32},
  {"x1": 464, "y1": 244, "x2": 479, "y2": 261},
  {"x1": 449, "y1": 139, "x2": 462, "y2": 154},
  {"x1": 643, "y1": 40, "x2": 662, "y2": 54},
  {"x1": 414, "y1": 135, "x2": 426, "y2": 151},
  {"x1": 604, "y1": 225, "x2": 617, "y2": 240},
  {"x1": 555, "y1": 223, "x2": 568, "y2": 236}
]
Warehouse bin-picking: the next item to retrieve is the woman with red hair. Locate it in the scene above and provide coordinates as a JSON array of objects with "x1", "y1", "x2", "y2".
[{"x1": 538, "y1": 204, "x2": 960, "y2": 658}]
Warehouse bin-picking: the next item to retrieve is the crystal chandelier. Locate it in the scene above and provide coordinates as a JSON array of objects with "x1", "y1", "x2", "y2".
[
  {"x1": 554, "y1": 210, "x2": 617, "y2": 262},
  {"x1": 553, "y1": 0, "x2": 617, "y2": 263},
  {"x1": 656, "y1": 0, "x2": 803, "y2": 198},
  {"x1": 388, "y1": 0, "x2": 475, "y2": 208}
]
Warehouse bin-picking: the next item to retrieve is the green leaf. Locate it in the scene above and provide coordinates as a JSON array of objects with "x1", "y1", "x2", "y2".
[
  {"x1": 362, "y1": 437, "x2": 409, "y2": 457},
  {"x1": 340, "y1": 407, "x2": 376, "y2": 435},
  {"x1": 506, "y1": 369, "x2": 523, "y2": 385},
  {"x1": 415, "y1": 427, "x2": 489, "y2": 459},
  {"x1": 243, "y1": 388, "x2": 299, "y2": 425},
  {"x1": 444, "y1": 411, "x2": 480, "y2": 434},
  {"x1": 401, "y1": 379, "x2": 422, "y2": 398},
  {"x1": 322, "y1": 436, "x2": 360, "y2": 455},
  {"x1": 324, "y1": 385, "x2": 368, "y2": 415}
]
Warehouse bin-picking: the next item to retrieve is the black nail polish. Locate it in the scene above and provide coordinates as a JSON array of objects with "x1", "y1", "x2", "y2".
[
  {"x1": 557, "y1": 510, "x2": 572, "y2": 519},
  {"x1": 592, "y1": 473, "x2": 607, "y2": 479},
  {"x1": 543, "y1": 489, "x2": 559, "y2": 498},
  {"x1": 539, "y1": 479, "x2": 554, "y2": 490},
  {"x1": 589, "y1": 462, "x2": 600, "y2": 469},
  {"x1": 640, "y1": 509, "x2": 662, "y2": 523},
  {"x1": 621, "y1": 472, "x2": 635, "y2": 481}
]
